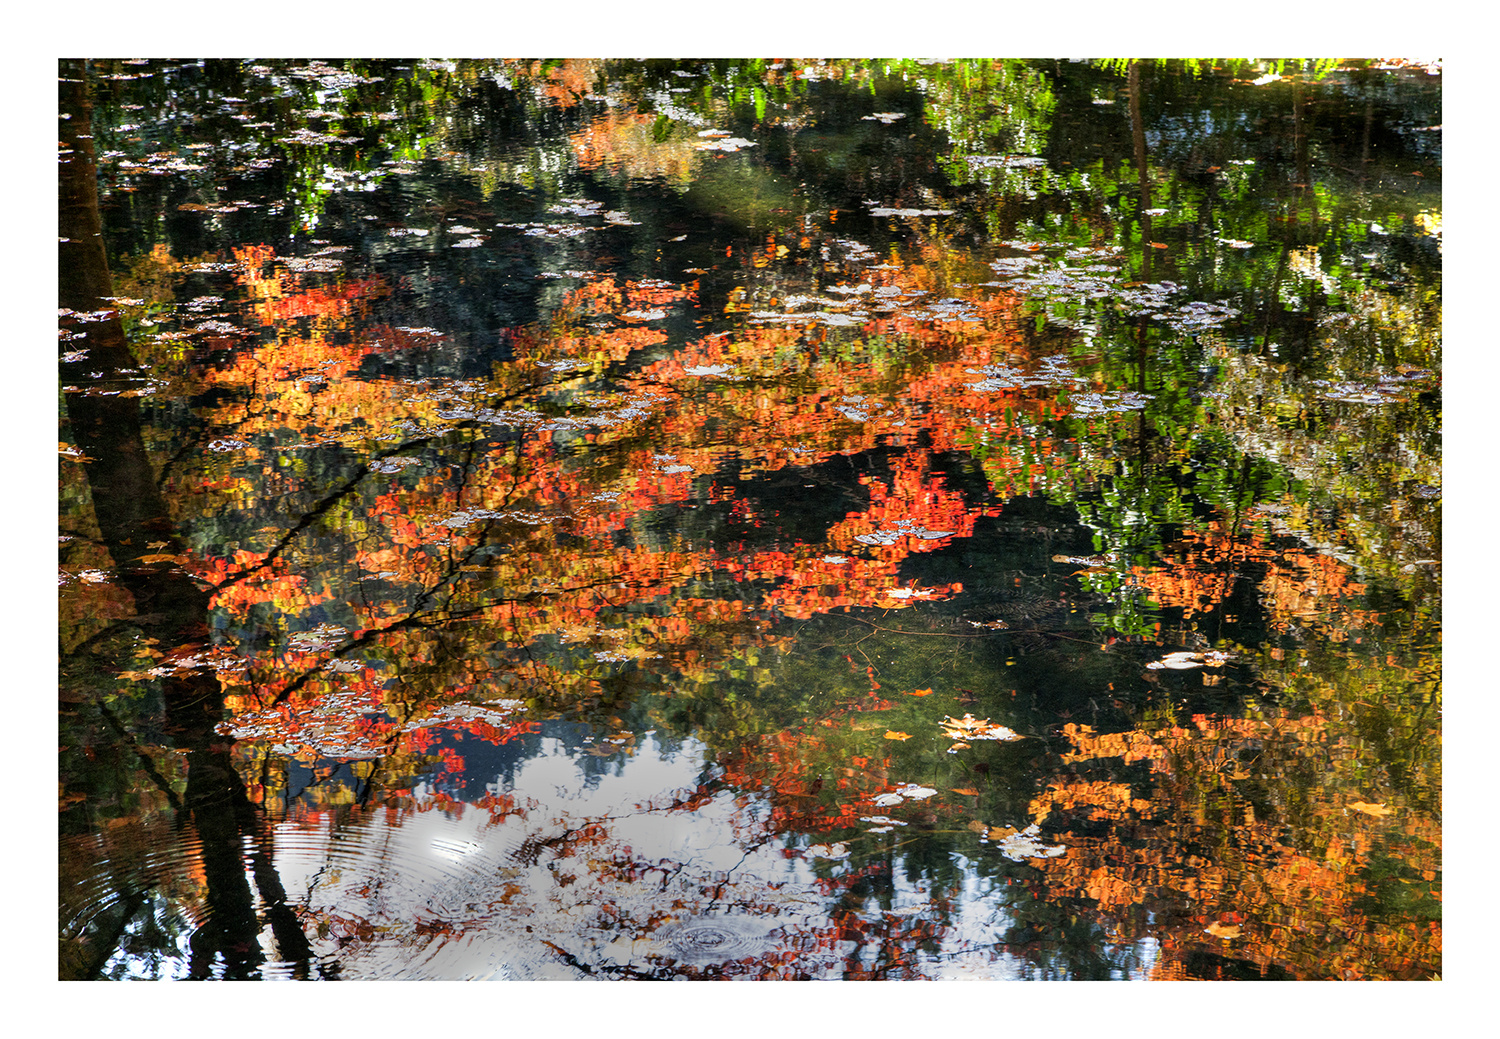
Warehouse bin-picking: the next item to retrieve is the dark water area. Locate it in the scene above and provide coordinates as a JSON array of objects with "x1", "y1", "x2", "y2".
[{"x1": 58, "y1": 58, "x2": 1440, "y2": 981}]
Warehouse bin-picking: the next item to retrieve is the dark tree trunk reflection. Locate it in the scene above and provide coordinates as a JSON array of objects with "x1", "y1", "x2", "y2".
[{"x1": 58, "y1": 60, "x2": 321, "y2": 980}]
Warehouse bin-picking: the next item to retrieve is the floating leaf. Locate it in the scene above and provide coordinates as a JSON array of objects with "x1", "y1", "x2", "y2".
[
  {"x1": 951, "y1": 788, "x2": 981, "y2": 796},
  {"x1": 1205, "y1": 922, "x2": 1242, "y2": 939},
  {"x1": 940, "y1": 714, "x2": 1021, "y2": 742},
  {"x1": 59, "y1": 442, "x2": 96, "y2": 462},
  {"x1": 1348, "y1": 801, "x2": 1394, "y2": 817},
  {"x1": 910, "y1": 687, "x2": 934, "y2": 697},
  {"x1": 884, "y1": 730, "x2": 913, "y2": 741}
]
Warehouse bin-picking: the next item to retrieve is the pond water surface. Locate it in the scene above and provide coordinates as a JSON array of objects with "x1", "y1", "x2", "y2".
[{"x1": 58, "y1": 58, "x2": 1441, "y2": 980}]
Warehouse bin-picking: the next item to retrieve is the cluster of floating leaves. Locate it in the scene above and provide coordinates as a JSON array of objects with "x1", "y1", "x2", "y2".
[
  {"x1": 1067, "y1": 390, "x2": 1155, "y2": 416},
  {"x1": 860, "y1": 814, "x2": 905, "y2": 833},
  {"x1": 1311, "y1": 368, "x2": 1434, "y2": 404},
  {"x1": 437, "y1": 506, "x2": 563, "y2": 530},
  {"x1": 278, "y1": 128, "x2": 361, "y2": 147},
  {"x1": 278, "y1": 61, "x2": 385, "y2": 88},
  {"x1": 751, "y1": 283, "x2": 956, "y2": 328},
  {"x1": 409, "y1": 699, "x2": 528, "y2": 732},
  {"x1": 882, "y1": 585, "x2": 943, "y2": 600},
  {"x1": 1144, "y1": 650, "x2": 1232, "y2": 671},
  {"x1": 986, "y1": 244, "x2": 1241, "y2": 335},
  {"x1": 106, "y1": 152, "x2": 208, "y2": 176},
  {"x1": 177, "y1": 200, "x2": 261, "y2": 215},
  {"x1": 115, "y1": 643, "x2": 248, "y2": 682},
  {"x1": 853, "y1": 518, "x2": 954, "y2": 545},
  {"x1": 287, "y1": 623, "x2": 348, "y2": 653},
  {"x1": 966, "y1": 354, "x2": 1085, "y2": 392},
  {"x1": 870, "y1": 783, "x2": 938, "y2": 808},
  {"x1": 1161, "y1": 299, "x2": 1240, "y2": 333},
  {"x1": 519, "y1": 223, "x2": 595, "y2": 240},
  {"x1": 694, "y1": 130, "x2": 757, "y2": 152},
  {"x1": 988, "y1": 249, "x2": 1120, "y2": 301},
  {"x1": 868, "y1": 205, "x2": 955, "y2": 218},
  {"x1": 60, "y1": 307, "x2": 121, "y2": 323},
  {"x1": 280, "y1": 255, "x2": 345, "y2": 273},
  {"x1": 217, "y1": 687, "x2": 389, "y2": 760},
  {"x1": 368, "y1": 456, "x2": 422, "y2": 475},
  {"x1": 969, "y1": 821, "x2": 1066, "y2": 861},
  {"x1": 966, "y1": 154, "x2": 1048, "y2": 170}
]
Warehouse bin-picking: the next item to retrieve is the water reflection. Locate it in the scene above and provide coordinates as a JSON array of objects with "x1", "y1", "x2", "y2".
[
  {"x1": 200, "y1": 728, "x2": 1158, "y2": 980},
  {"x1": 60, "y1": 58, "x2": 1439, "y2": 980}
]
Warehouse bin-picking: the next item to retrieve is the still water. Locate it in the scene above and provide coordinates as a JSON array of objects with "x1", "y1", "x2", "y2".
[{"x1": 59, "y1": 58, "x2": 1440, "y2": 980}]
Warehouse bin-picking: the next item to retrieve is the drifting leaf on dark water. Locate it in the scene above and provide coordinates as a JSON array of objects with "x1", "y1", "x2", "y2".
[{"x1": 1145, "y1": 650, "x2": 1232, "y2": 670}]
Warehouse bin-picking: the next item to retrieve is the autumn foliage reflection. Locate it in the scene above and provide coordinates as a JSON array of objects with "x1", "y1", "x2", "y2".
[{"x1": 125, "y1": 245, "x2": 1080, "y2": 776}]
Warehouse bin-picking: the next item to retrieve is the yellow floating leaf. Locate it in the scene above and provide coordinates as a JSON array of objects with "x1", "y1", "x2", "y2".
[
  {"x1": 951, "y1": 788, "x2": 980, "y2": 796},
  {"x1": 1205, "y1": 922, "x2": 1241, "y2": 939},
  {"x1": 136, "y1": 553, "x2": 180, "y2": 564},
  {"x1": 1348, "y1": 801, "x2": 1394, "y2": 817},
  {"x1": 909, "y1": 688, "x2": 934, "y2": 697},
  {"x1": 883, "y1": 730, "x2": 913, "y2": 741}
]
